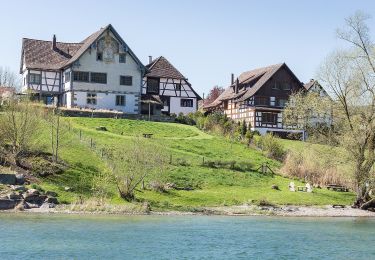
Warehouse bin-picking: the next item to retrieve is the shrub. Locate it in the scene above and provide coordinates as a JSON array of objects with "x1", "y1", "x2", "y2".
[
  {"x1": 30, "y1": 184, "x2": 45, "y2": 193},
  {"x1": 255, "y1": 134, "x2": 286, "y2": 161}
]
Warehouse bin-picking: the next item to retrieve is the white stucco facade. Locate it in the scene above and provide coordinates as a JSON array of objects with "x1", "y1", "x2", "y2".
[{"x1": 21, "y1": 25, "x2": 145, "y2": 114}]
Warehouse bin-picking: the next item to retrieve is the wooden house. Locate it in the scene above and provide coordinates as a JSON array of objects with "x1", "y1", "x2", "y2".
[
  {"x1": 141, "y1": 56, "x2": 201, "y2": 115},
  {"x1": 205, "y1": 63, "x2": 305, "y2": 137}
]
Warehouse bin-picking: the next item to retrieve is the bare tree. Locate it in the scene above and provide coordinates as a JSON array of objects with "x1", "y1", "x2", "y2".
[
  {"x1": 0, "y1": 67, "x2": 21, "y2": 90},
  {"x1": 0, "y1": 97, "x2": 42, "y2": 164},
  {"x1": 45, "y1": 108, "x2": 71, "y2": 162},
  {"x1": 108, "y1": 137, "x2": 168, "y2": 201},
  {"x1": 284, "y1": 11, "x2": 375, "y2": 209}
]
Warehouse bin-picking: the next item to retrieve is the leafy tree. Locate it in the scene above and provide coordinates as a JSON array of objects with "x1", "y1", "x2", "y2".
[
  {"x1": 204, "y1": 85, "x2": 225, "y2": 105},
  {"x1": 240, "y1": 120, "x2": 247, "y2": 137}
]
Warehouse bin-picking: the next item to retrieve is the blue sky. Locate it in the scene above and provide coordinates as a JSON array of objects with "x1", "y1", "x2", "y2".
[{"x1": 1, "y1": 0, "x2": 374, "y2": 95}]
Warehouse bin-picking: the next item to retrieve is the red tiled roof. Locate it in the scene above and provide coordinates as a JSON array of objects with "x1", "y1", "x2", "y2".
[
  {"x1": 20, "y1": 24, "x2": 144, "y2": 72},
  {"x1": 304, "y1": 79, "x2": 316, "y2": 91},
  {"x1": 145, "y1": 56, "x2": 186, "y2": 80},
  {"x1": 21, "y1": 39, "x2": 83, "y2": 71},
  {"x1": 204, "y1": 63, "x2": 285, "y2": 108}
]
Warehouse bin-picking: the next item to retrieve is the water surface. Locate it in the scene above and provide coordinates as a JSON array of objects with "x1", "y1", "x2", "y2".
[{"x1": 0, "y1": 213, "x2": 374, "y2": 259}]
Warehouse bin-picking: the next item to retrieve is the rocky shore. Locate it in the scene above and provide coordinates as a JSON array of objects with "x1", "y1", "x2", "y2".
[
  {"x1": 1, "y1": 203, "x2": 375, "y2": 217},
  {"x1": 0, "y1": 174, "x2": 59, "y2": 211}
]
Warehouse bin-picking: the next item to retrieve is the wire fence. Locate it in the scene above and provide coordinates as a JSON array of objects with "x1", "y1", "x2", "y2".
[{"x1": 66, "y1": 123, "x2": 275, "y2": 175}]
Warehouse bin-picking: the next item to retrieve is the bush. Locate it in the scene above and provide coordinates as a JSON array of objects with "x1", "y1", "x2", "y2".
[
  {"x1": 175, "y1": 113, "x2": 196, "y2": 125},
  {"x1": 30, "y1": 184, "x2": 45, "y2": 193},
  {"x1": 255, "y1": 134, "x2": 286, "y2": 161}
]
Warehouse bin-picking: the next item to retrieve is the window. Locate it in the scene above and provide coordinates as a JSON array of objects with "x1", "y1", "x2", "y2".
[
  {"x1": 147, "y1": 78, "x2": 159, "y2": 93},
  {"x1": 282, "y1": 83, "x2": 291, "y2": 90},
  {"x1": 254, "y1": 96, "x2": 269, "y2": 106},
  {"x1": 91, "y1": 72, "x2": 107, "y2": 84},
  {"x1": 119, "y1": 53, "x2": 126, "y2": 63},
  {"x1": 261, "y1": 113, "x2": 277, "y2": 124},
  {"x1": 87, "y1": 93, "x2": 97, "y2": 105},
  {"x1": 64, "y1": 72, "x2": 70, "y2": 83},
  {"x1": 277, "y1": 98, "x2": 288, "y2": 107},
  {"x1": 180, "y1": 99, "x2": 193, "y2": 107},
  {"x1": 120, "y1": 76, "x2": 132, "y2": 86},
  {"x1": 223, "y1": 101, "x2": 228, "y2": 109},
  {"x1": 73, "y1": 71, "x2": 89, "y2": 82},
  {"x1": 175, "y1": 83, "x2": 181, "y2": 91},
  {"x1": 29, "y1": 73, "x2": 41, "y2": 84},
  {"x1": 115, "y1": 95, "x2": 125, "y2": 106},
  {"x1": 97, "y1": 52, "x2": 103, "y2": 61}
]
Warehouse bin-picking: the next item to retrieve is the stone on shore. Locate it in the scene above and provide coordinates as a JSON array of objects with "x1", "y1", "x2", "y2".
[
  {"x1": 11, "y1": 185, "x2": 27, "y2": 192},
  {"x1": 0, "y1": 174, "x2": 16, "y2": 185},
  {"x1": 0, "y1": 199, "x2": 17, "y2": 210},
  {"x1": 15, "y1": 174, "x2": 25, "y2": 185},
  {"x1": 8, "y1": 192, "x2": 23, "y2": 200},
  {"x1": 24, "y1": 194, "x2": 47, "y2": 205},
  {"x1": 45, "y1": 197, "x2": 58, "y2": 204}
]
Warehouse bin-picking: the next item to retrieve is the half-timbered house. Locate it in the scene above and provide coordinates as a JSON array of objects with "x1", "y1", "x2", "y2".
[
  {"x1": 205, "y1": 63, "x2": 305, "y2": 137},
  {"x1": 304, "y1": 79, "x2": 329, "y2": 97},
  {"x1": 141, "y1": 56, "x2": 201, "y2": 115},
  {"x1": 20, "y1": 24, "x2": 145, "y2": 113}
]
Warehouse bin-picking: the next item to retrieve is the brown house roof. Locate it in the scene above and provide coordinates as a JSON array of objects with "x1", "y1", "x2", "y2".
[
  {"x1": 304, "y1": 79, "x2": 316, "y2": 91},
  {"x1": 145, "y1": 56, "x2": 186, "y2": 80},
  {"x1": 205, "y1": 63, "x2": 302, "y2": 108},
  {"x1": 145, "y1": 56, "x2": 202, "y2": 100},
  {"x1": 20, "y1": 24, "x2": 144, "y2": 72},
  {"x1": 21, "y1": 39, "x2": 82, "y2": 71}
]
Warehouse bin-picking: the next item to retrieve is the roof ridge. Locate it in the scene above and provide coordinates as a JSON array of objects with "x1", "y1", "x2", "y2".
[
  {"x1": 23, "y1": 38, "x2": 82, "y2": 45},
  {"x1": 147, "y1": 56, "x2": 162, "y2": 70}
]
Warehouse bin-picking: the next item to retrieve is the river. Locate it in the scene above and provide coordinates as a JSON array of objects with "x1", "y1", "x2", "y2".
[{"x1": 0, "y1": 213, "x2": 374, "y2": 259}]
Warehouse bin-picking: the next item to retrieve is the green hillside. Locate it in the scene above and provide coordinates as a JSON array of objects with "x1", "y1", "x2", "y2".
[{"x1": 33, "y1": 117, "x2": 355, "y2": 211}]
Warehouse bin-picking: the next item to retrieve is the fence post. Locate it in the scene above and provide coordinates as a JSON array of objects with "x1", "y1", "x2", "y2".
[
  {"x1": 90, "y1": 138, "x2": 93, "y2": 148},
  {"x1": 101, "y1": 148, "x2": 104, "y2": 158},
  {"x1": 79, "y1": 130, "x2": 82, "y2": 140},
  {"x1": 202, "y1": 157, "x2": 205, "y2": 165}
]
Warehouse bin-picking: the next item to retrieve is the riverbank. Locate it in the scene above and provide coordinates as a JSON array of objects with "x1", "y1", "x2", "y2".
[{"x1": 2, "y1": 204, "x2": 375, "y2": 217}]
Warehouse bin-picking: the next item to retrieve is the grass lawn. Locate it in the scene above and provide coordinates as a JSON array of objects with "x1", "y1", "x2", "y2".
[{"x1": 33, "y1": 117, "x2": 355, "y2": 210}]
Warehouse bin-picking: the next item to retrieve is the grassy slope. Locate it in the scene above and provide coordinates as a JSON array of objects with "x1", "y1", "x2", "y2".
[{"x1": 36, "y1": 117, "x2": 355, "y2": 210}]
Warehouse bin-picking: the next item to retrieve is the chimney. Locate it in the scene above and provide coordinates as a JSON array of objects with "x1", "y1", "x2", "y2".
[
  {"x1": 52, "y1": 34, "x2": 56, "y2": 50},
  {"x1": 235, "y1": 78, "x2": 239, "y2": 94},
  {"x1": 148, "y1": 56, "x2": 153, "y2": 64},
  {"x1": 231, "y1": 73, "x2": 234, "y2": 85}
]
